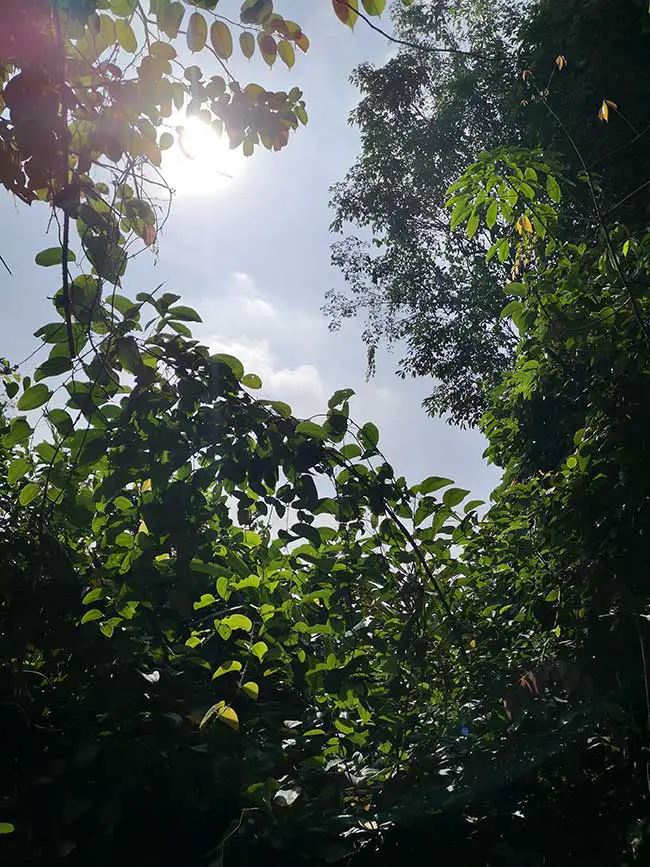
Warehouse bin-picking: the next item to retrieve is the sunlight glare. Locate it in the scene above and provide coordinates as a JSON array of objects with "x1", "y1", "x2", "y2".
[{"x1": 161, "y1": 116, "x2": 246, "y2": 197}]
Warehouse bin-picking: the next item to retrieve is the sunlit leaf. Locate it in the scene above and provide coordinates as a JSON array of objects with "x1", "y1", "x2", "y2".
[{"x1": 211, "y1": 20, "x2": 233, "y2": 58}]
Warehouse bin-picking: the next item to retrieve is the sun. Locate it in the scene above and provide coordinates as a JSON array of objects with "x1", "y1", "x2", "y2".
[{"x1": 160, "y1": 116, "x2": 247, "y2": 197}]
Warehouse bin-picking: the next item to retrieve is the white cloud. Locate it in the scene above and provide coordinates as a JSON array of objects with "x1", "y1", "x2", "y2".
[
  {"x1": 206, "y1": 335, "x2": 326, "y2": 418},
  {"x1": 192, "y1": 271, "x2": 326, "y2": 418}
]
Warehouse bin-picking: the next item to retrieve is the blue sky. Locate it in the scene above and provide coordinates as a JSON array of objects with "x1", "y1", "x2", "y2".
[{"x1": 0, "y1": 1, "x2": 499, "y2": 501}]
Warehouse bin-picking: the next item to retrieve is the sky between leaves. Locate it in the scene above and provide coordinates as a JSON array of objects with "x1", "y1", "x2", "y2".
[{"x1": 0, "y1": 0, "x2": 499, "y2": 501}]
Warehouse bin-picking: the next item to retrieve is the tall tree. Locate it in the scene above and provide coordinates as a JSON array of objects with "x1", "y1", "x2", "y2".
[{"x1": 328, "y1": 0, "x2": 650, "y2": 426}]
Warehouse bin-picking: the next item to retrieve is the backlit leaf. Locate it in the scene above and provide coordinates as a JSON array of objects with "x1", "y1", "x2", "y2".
[{"x1": 211, "y1": 21, "x2": 233, "y2": 58}]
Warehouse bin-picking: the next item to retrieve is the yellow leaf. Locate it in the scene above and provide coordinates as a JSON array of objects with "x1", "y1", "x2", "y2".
[
  {"x1": 333, "y1": 0, "x2": 358, "y2": 28},
  {"x1": 598, "y1": 100, "x2": 609, "y2": 122},
  {"x1": 242, "y1": 681, "x2": 259, "y2": 700},
  {"x1": 211, "y1": 21, "x2": 233, "y2": 59},
  {"x1": 187, "y1": 12, "x2": 207, "y2": 52},
  {"x1": 295, "y1": 33, "x2": 310, "y2": 52},
  {"x1": 515, "y1": 214, "x2": 533, "y2": 235},
  {"x1": 218, "y1": 705, "x2": 239, "y2": 730},
  {"x1": 555, "y1": 55, "x2": 567, "y2": 70},
  {"x1": 141, "y1": 478, "x2": 152, "y2": 492},
  {"x1": 277, "y1": 39, "x2": 295, "y2": 69}
]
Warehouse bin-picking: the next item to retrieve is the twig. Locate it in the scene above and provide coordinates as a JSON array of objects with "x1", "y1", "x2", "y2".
[{"x1": 337, "y1": 1, "x2": 493, "y2": 61}]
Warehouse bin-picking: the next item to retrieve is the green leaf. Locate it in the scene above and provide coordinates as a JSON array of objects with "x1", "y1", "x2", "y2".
[
  {"x1": 251, "y1": 640, "x2": 268, "y2": 660},
  {"x1": 222, "y1": 614, "x2": 253, "y2": 632},
  {"x1": 34, "y1": 356, "x2": 73, "y2": 382},
  {"x1": 500, "y1": 300, "x2": 524, "y2": 321},
  {"x1": 486, "y1": 200, "x2": 498, "y2": 229},
  {"x1": 47, "y1": 409, "x2": 74, "y2": 438},
  {"x1": 194, "y1": 593, "x2": 216, "y2": 610},
  {"x1": 168, "y1": 304, "x2": 202, "y2": 322},
  {"x1": 81, "y1": 609, "x2": 103, "y2": 624},
  {"x1": 212, "y1": 660, "x2": 243, "y2": 679},
  {"x1": 3, "y1": 417, "x2": 32, "y2": 447},
  {"x1": 0, "y1": 823, "x2": 15, "y2": 834},
  {"x1": 211, "y1": 353, "x2": 244, "y2": 380},
  {"x1": 241, "y1": 373, "x2": 262, "y2": 389},
  {"x1": 110, "y1": 0, "x2": 137, "y2": 14},
  {"x1": 546, "y1": 175, "x2": 561, "y2": 203},
  {"x1": 419, "y1": 476, "x2": 454, "y2": 494},
  {"x1": 296, "y1": 421, "x2": 328, "y2": 441},
  {"x1": 18, "y1": 384, "x2": 51, "y2": 411},
  {"x1": 442, "y1": 487, "x2": 470, "y2": 508},
  {"x1": 359, "y1": 421, "x2": 379, "y2": 451},
  {"x1": 35, "y1": 247, "x2": 76, "y2": 267},
  {"x1": 82, "y1": 588, "x2": 104, "y2": 605},
  {"x1": 328, "y1": 388, "x2": 355, "y2": 408},
  {"x1": 8, "y1": 458, "x2": 30, "y2": 485},
  {"x1": 362, "y1": 0, "x2": 386, "y2": 13},
  {"x1": 19, "y1": 482, "x2": 40, "y2": 506},
  {"x1": 115, "y1": 18, "x2": 137, "y2": 51},
  {"x1": 466, "y1": 212, "x2": 480, "y2": 239}
]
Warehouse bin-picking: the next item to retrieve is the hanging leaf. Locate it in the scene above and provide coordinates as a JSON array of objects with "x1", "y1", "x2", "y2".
[
  {"x1": 277, "y1": 40, "x2": 295, "y2": 68},
  {"x1": 257, "y1": 33, "x2": 277, "y2": 66},
  {"x1": 19, "y1": 482, "x2": 40, "y2": 506},
  {"x1": 240, "y1": 0, "x2": 273, "y2": 25},
  {"x1": 17, "y1": 384, "x2": 51, "y2": 411},
  {"x1": 362, "y1": 0, "x2": 386, "y2": 13},
  {"x1": 239, "y1": 31, "x2": 255, "y2": 58},
  {"x1": 159, "y1": 1, "x2": 184, "y2": 38},
  {"x1": 187, "y1": 12, "x2": 208, "y2": 51},
  {"x1": 333, "y1": 0, "x2": 358, "y2": 28},
  {"x1": 546, "y1": 175, "x2": 561, "y2": 203},
  {"x1": 115, "y1": 19, "x2": 137, "y2": 52},
  {"x1": 486, "y1": 200, "x2": 498, "y2": 229},
  {"x1": 359, "y1": 421, "x2": 379, "y2": 451},
  {"x1": 211, "y1": 21, "x2": 233, "y2": 58},
  {"x1": 35, "y1": 247, "x2": 76, "y2": 267}
]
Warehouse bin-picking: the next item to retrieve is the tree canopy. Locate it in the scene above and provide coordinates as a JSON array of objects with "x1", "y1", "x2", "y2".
[{"x1": 328, "y1": 0, "x2": 650, "y2": 425}]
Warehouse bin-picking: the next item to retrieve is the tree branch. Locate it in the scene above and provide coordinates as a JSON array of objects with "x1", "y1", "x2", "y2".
[{"x1": 338, "y1": 1, "x2": 493, "y2": 61}]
